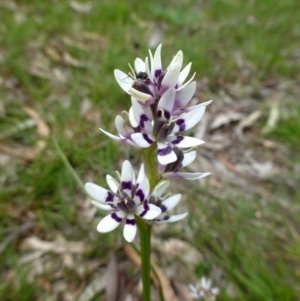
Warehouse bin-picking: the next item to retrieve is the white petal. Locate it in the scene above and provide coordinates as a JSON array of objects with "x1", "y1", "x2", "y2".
[
  {"x1": 167, "y1": 50, "x2": 183, "y2": 70},
  {"x1": 157, "y1": 87, "x2": 176, "y2": 115},
  {"x1": 131, "y1": 98, "x2": 153, "y2": 132},
  {"x1": 157, "y1": 143, "x2": 177, "y2": 165},
  {"x1": 181, "y1": 151, "x2": 197, "y2": 168},
  {"x1": 123, "y1": 214, "x2": 137, "y2": 242},
  {"x1": 161, "y1": 194, "x2": 182, "y2": 212},
  {"x1": 152, "y1": 180, "x2": 169, "y2": 198},
  {"x1": 114, "y1": 69, "x2": 134, "y2": 94},
  {"x1": 100, "y1": 128, "x2": 136, "y2": 147},
  {"x1": 164, "y1": 172, "x2": 211, "y2": 180},
  {"x1": 130, "y1": 87, "x2": 153, "y2": 104},
  {"x1": 134, "y1": 176, "x2": 150, "y2": 203},
  {"x1": 145, "y1": 56, "x2": 153, "y2": 82},
  {"x1": 155, "y1": 213, "x2": 188, "y2": 224},
  {"x1": 212, "y1": 287, "x2": 219, "y2": 295},
  {"x1": 131, "y1": 133, "x2": 154, "y2": 148},
  {"x1": 178, "y1": 62, "x2": 192, "y2": 86},
  {"x1": 174, "y1": 81, "x2": 196, "y2": 109},
  {"x1": 176, "y1": 71, "x2": 196, "y2": 92},
  {"x1": 129, "y1": 107, "x2": 138, "y2": 128},
  {"x1": 173, "y1": 105, "x2": 207, "y2": 133},
  {"x1": 85, "y1": 183, "x2": 111, "y2": 203},
  {"x1": 134, "y1": 58, "x2": 145, "y2": 72},
  {"x1": 97, "y1": 212, "x2": 125, "y2": 233},
  {"x1": 169, "y1": 136, "x2": 205, "y2": 148},
  {"x1": 161, "y1": 62, "x2": 181, "y2": 92},
  {"x1": 136, "y1": 163, "x2": 145, "y2": 183},
  {"x1": 184, "y1": 99, "x2": 213, "y2": 113},
  {"x1": 135, "y1": 203, "x2": 162, "y2": 220},
  {"x1": 115, "y1": 115, "x2": 133, "y2": 138},
  {"x1": 121, "y1": 160, "x2": 134, "y2": 195},
  {"x1": 148, "y1": 48, "x2": 154, "y2": 71},
  {"x1": 106, "y1": 175, "x2": 118, "y2": 193},
  {"x1": 152, "y1": 44, "x2": 162, "y2": 78},
  {"x1": 91, "y1": 200, "x2": 113, "y2": 211}
]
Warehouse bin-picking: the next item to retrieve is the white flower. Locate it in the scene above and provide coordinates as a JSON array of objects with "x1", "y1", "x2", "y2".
[
  {"x1": 161, "y1": 150, "x2": 211, "y2": 180},
  {"x1": 130, "y1": 97, "x2": 212, "y2": 165},
  {"x1": 189, "y1": 277, "x2": 219, "y2": 301},
  {"x1": 85, "y1": 160, "x2": 161, "y2": 242},
  {"x1": 149, "y1": 181, "x2": 188, "y2": 224},
  {"x1": 114, "y1": 44, "x2": 196, "y2": 108}
]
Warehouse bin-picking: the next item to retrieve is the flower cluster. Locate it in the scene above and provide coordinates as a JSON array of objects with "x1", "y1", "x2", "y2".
[
  {"x1": 100, "y1": 44, "x2": 211, "y2": 179},
  {"x1": 85, "y1": 45, "x2": 211, "y2": 242},
  {"x1": 189, "y1": 277, "x2": 219, "y2": 301}
]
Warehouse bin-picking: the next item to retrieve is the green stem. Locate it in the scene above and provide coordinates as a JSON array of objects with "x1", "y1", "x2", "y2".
[
  {"x1": 135, "y1": 144, "x2": 162, "y2": 301},
  {"x1": 136, "y1": 216, "x2": 152, "y2": 301},
  {"x1": 143, "y1": 143, "x2": 161, "y2": 190}
]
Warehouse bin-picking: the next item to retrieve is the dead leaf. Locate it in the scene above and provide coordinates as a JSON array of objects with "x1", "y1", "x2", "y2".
[
  {"x1": 106, "y1": 254, "x2": 120, "y2": 301},
  {"x1": 262, "y1": 104, "x2": 279, "y2": 134},
  {"x1": 44, "y1": 46, "x2": 62, "y2": 62},
  {"x1": 209, "y1": 111, "x2": 245, "y2": 131},
  {"x1": 0, "y1": 107, "x2": 51, "y2": 160},
  {"x1": 69, "y1": 1, "x2": 93, "y2": 14},
  {"x1": 63, "y1": 52, "x2": 85, "y2": 68},
  {"x1": 24, "y1": 107, "x2": 50, "y2": 137},
  {"x1": 235, "y1": 110, "x2": 262, "y2": 139},
  {"x1": 0, "y1": 0, "x2": 17, "y2": 11},
  {"x1": 21, "y1": 236, "x2": 91, "y2": 254},
  {"x1": 156, "y1": 238, "x2": 203, "y2": 266},
  {"x1": 62, "y1": 36, "x2": 91, "y2": 51},
  {"x1": 77, "y1": 274, "x2": 105, "y2": 301}
]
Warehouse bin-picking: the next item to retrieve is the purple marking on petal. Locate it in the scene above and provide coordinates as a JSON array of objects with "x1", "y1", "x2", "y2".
[
  {"x1": 164, "y1": 111, "x2": 171, "y2": 119},
  {"x1": 158, "y1": 146, "x2": 172, "y2": 156},
  {"x1": 172, "y1": 136, "x2": 184, "y2": 145},
  {"x1": 176, "y1": 119, "x2": 186, "y2": 131},
  {"x1": 106, "y1": 192, "x2": 114, "y2": 202},
  {"x1": 135, "y1": 189, "x2": 145, "y2": 202},
  {"x1": 122, "y1": 181, "x2": 132, "y2": 190},
  {"x1": 139, "y1": 204, "x2": 149, "y2": 217},
  {"x1": 155, "y1": 69, "x2": 162, "y2": 77},
  {"x1": 155, "y1": 215, "x2": 170, "y2": 222},
  {"x1": 161, "y1": 205, "x2": 167, "y2": 213},
  {"x1": 143, "y1": 133, "x2": 154, "y2": 144},
  {"x1": 140, "y1": 114, "x2": 149, "y2": 128},
  {"x1": 157, "y1": 110, "x2": 162, "y2": 118},
  {"x1": 126, "y1": 218, "x2": 136, "y2": 225},
  {"x1": 111, "y1": 212, "x2": 122, "y2": 222}
]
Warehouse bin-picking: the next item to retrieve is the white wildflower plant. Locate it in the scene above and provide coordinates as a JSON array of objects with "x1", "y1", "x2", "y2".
[
  {"x1": 189, "y1": 277, "x2": 219, "y2": 301},
  {"x1": 85, "y1": 44, "x2": 213, "y2": 301}
]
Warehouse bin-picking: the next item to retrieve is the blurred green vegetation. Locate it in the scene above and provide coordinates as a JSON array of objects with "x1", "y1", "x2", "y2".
[{"x1": 0, "y1": 0, "x2": 299, "y2": 300}]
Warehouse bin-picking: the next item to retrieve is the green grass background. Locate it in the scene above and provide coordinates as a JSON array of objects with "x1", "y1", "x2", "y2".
[{"x1": 0, "y1": 0, "x2": 300, "y2": 300}]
